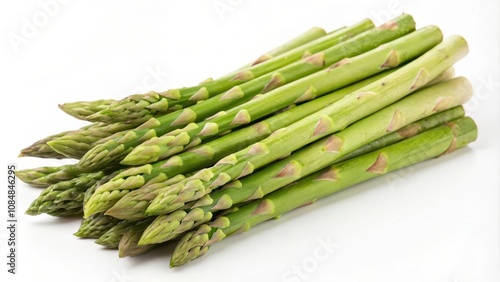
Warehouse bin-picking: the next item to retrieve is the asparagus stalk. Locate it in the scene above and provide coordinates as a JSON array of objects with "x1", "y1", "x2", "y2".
[
  {"x1": 95, "y1": 221, "x2": 136, "y2": 249},
  {"x1": 19, "y1": 130, "x2": 70, "y2": 159},
  {"x1": 19, "y1": 120, "x2": 139, "y2": 160},
  {"x1": 79, "y1": 24, "x2": 438, "y2": 172},
  {"x1": 336, "y1": 106, "x2": 464, "y2": 161},
  {"x1": 229, "y1": 16, "x2": 415, "y2": 104},
  {"x1": 85, "y1": 67, "x2": 402, "y2": 219},
  {"x1": 140, "y1": 78, "x2": 472, "y2": 244},
  {"x1": 170, "y1": 116, "x2": 478, "y2": 267},
  {"x1": 82, "y1": 168, "x2": 124, "y2": 205},
  {"x1": 84, "y1": 182, "x2": 99, "y2": 206},
  {"x1": 16, "y1": 165, "x2": 80, "y2": 188},
  {"x1": 32, "y1": 195, "x2": 83, "y2": 217},
  {"x1": 46, "y1": 122, "x2": 140, "y2": 159},
  {"x1": 116, "y1": 106, "x2": 463, "y2": 246},
  {"x1": 26, "y1": 168, "x2": 125, "y2": 217},
  {"x1": 64, "y1": 27, "x2": 328, "y2": 122},
  {"x1": 122, "y1": 23, "x2": 438, "y2": 167},
  {"x1": 102, "y1": 64, "x2": 453, "y2": 221},
  {"x1": 143, "y1": 32, "x2": 465, "y2": 215},
  {"x1": 95, "y1": 218, "x2": 154, "y2": 249},
  {"x1": 74, "y1": 213, "x2": 122, "y2": 239},
  {"x1": 58, "y1": 99, "x2": 116, "y2": 121},
  {"x1": 87, "y1": 20, "x2": 373, "y2": 124},
  {"x1": 76, "y1": 20, "x2": 384, "y2": 171},
  {"x1": 81, "y1": 27, "x2": 328, "y2": 125},
  {"x1": 243, "y1": 26, "x2": 328, "y2": 67},
  {"x1": 45, "y1": 207, "x2": 84, "y2": 217},
  {"x1": 142, "y1": 106, "x2": 465, "y2": 243},
  {"x1": 26, "y1": 171, "x2": 105, "y2": 216},
  {"x1": 118, "y1": 221, "x2": 157, "y2": 257},
  {"x1": 73, "y1": 170, "x2": 131, "y2": 237},
  {"x1": 83, "y1": 174, "x2": 186, "y2": 218}
]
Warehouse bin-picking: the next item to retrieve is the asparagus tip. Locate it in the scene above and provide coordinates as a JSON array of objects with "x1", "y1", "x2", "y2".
[
  {"x1": 57, "y1": 103, "x2": 67, "y2": 112},
  {"x1": 73, "y1": 231, "x2": 85, "y2": 238},
  {"x1": 25, "y1": 208, "x2": 40, "y2": 216}
]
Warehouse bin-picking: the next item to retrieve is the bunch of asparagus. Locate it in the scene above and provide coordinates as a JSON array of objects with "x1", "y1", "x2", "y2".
[{"x1": 17, "y1": 14, "x2": 478, "y2": 267}]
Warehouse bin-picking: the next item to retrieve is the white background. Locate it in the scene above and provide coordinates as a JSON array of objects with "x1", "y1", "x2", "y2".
[{"x1": 1, "y1": 0, "x2": 499, "y2": 281}]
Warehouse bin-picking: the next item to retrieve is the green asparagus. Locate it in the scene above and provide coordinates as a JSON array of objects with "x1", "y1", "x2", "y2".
[
  {"x1": 77, "y1": 21, "x2": 388, "y2": 171},
  {"x1": 59, "y1": 99, "x2": 116, "y2": 121},
  {"x1": 74, "y1": 213, "x2": 122, "y2": 239},
  {"x1": 95, "y1": 218, "x2": 154, "y2": 249},
  {"x1": 26, "y1": 171, "x2": 105, "y2": 216},
  {"x1": 16, "y1": 165, "x2": 81, "y2": 188},
  {"x1": 118, "y1": 221, "x2": 157, "y2": 257},
  {"x1": 14, "y1": 13, "x2": 478, "y2": 269},
  {"x1": 140, "y1": 77, "x2": 472, "y2": 243},
  {"x1": 86, "y1": 66, "x2": 403, "y2": 218},
  {"x1": 145, "y1": 33, "x2": 466, "y2": 216},
  {"x1": 87, "y1": 20, "x2": 373, "y2": 124},
  {"x1": 84, "y1": 174, "x2": 186, "y2": 218},
  {"x1": 79, "y1": 25, "x2": 439, "y2": 173},
  {"x1": 19, "y1": 130, "x2": 70, "y2": 159},
  {"x1": 102, "y1": 64, "x2": 454, "y2": 222},
  {"x1": 112, "y1": 105, "x2": 462, "y2": 247},
  {"x1": 170, "y1": 116, "x2": 478, "y2": 266},
  {"x1": 122, "y1": 24, "x2": 440, "y2": 167},
  {"x1": 82, "y1": 27, "x2": 329, "y2": 125},
  {"x1": 47, "y1": 122, "x2": 140, "y2": 159},
  {"x1": 242, "y1": 26, "x2": 328, "y2": 67},
  {"x1": 143, "y1": 105, "x2": 466, "y2": 243}
]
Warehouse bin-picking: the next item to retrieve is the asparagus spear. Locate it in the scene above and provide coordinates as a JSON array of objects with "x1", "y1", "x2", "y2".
[
  {"x1": 140, "y1": 77, "x2": 472, "y2": 243},
  {"x1": 58, "y1": 99, "x2": 116, "y2": 121},
  {"x1": 76, "y1": 20, "x2": 381, "y2": 171},
  {"x1": 336, "y1": 106, "x2": 464, "y2": 161},
  {"x1": 118, "y1": 221, "x2": 157, "y2": 257},
  {"x1": 83, "y1": 168, "x2": 124, "y2": 205},
  {"x1": 141, "y1": 106, "x2": 466, "y2": 243},
  {"x1": 143, "y1": 32, "x2": 465, "y2": 215},
  {"x1": 87, "y1": 20, "x2": 373, "y2": 124},
  {"x1": 46, "y1": 122, "x2": 140, "y2": 159},
  {"x1": 59, "y1": 28, "x2": 328, "y2": 125},
  {"x1": 99, "y1": 43, "x2": 454, "y2": 223},
  {"x1": 73, "y1": 170, "x2": 131, "y2": 237},
  {"x1": 95, "y1": 221, "x2": 135, "y2": 248},
  {"x1": 26, "y1": 168, "x2": 124, "y2": 217},
  {"x1": 74, "y1": 213, "x2": 122, "y2": 239},
  {"x1": 83, "y1": 174, "x2": 186, "y2": 218},
  {"x1": 36, "y1": 198, "x2": 83, "y2": 216},
  {"x1": 16, "y1": 165, "x2": 80, "y2": 188},
  {"x1": 80, "y1": 26, "x2": 327, "y2": 124},
  {"x1": 122, "y1": 24, "x2": 439, "y2": 167},
  {"x1": 19, "y1": 120, "x2": 139, "y2": 160},
  {"x1": 243, "y1": 26, "x2": 328, "y2": 67},
  {"x1": 106, "y1": 85, "x2": 456, "y2": 221},
  {"x1": 115, "y1": 106, "x2": 463, "y2": 247},
  {"x1": 170, "y1": 116, "x2": 478, "y2": 267},
  {"x1": 25, "y1": 171, "x2": 105, "y2": 216},
  {"x1": 102, "y1": 64, "x2": 453, "y2": 221},
  {"x1": 95, "y1": 218, "x2": 154, "y2": 249},
  {"x1": 85, "y1": 67, "x2": 401, "y2": 218},
  {"x1": 19, "y1": 130, "x2": 70, "y2": 159},
  {"x1": 84, "y1": 182, "x2": 99, "y2": 206},
  {"x1": 79, "y1": 25, "x2": 439, "y2": 172},
  {"x1": 45, "y1": 207, "x2": 84, "y2": 217}
]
